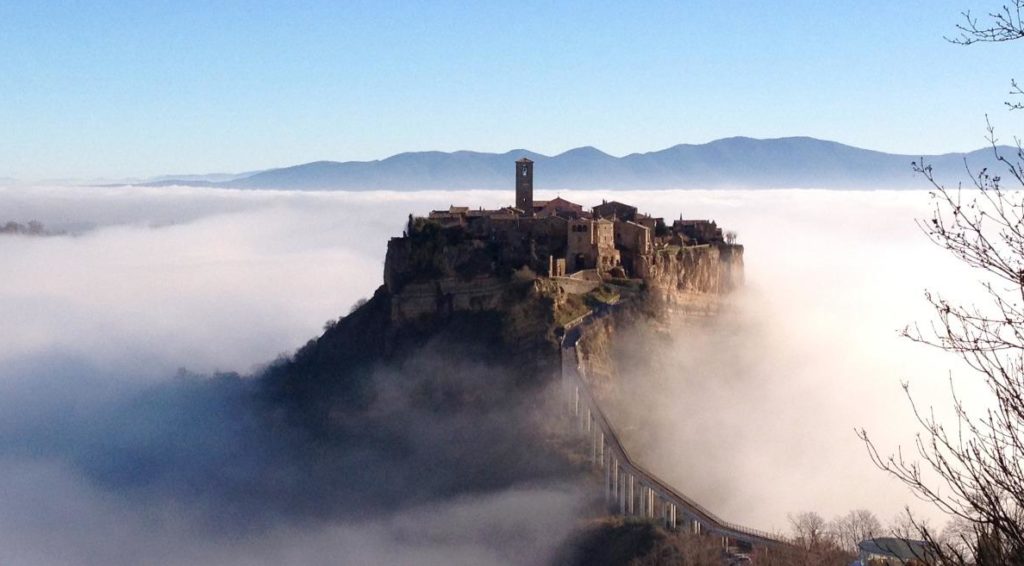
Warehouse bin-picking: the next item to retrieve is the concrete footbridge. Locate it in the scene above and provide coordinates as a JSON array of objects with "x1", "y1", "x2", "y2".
[{"x1": 559, "y1": 309, "x2": 784, "y2": 551}]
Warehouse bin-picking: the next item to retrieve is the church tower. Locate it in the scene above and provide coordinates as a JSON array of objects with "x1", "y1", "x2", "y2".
[{"x1": 515, "y1": 157, "x2": 534, "y2": 216}]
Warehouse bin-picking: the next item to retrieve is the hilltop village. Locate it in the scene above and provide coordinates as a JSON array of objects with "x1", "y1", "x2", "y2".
[
  {"x1": 268, "y1": 158, "x2": 762, "y2": 562},
  {"x1": 383, "y1": 158, "x2": 743, "y2": 323}
]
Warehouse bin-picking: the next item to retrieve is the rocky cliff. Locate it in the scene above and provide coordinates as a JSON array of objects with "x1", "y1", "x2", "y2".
[
  {"x1": 383, "y1": 220, "x2": 743, "y2": 326},
  {"x1": 643, "y1": 244, "x2": 744, "y2": 306}
]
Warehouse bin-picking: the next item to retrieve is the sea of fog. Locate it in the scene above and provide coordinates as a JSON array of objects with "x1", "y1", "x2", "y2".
[{"x1": 0, "y1": 184, "x2": 987, "y2": 564}]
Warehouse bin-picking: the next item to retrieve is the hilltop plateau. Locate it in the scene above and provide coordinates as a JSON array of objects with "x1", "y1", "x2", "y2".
[{"x1": 254, "y1": 160, "x2": 759, "y2": 562}]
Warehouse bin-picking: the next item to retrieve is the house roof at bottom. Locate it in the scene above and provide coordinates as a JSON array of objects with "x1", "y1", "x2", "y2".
[{"x1": 858, "y1": 537, "x2": 934, "y2": 561}]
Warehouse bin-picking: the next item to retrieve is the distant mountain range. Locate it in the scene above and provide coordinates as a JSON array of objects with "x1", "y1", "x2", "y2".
[{"x1": 141, "y1": 137, "x2": 1011, "y2": 191}]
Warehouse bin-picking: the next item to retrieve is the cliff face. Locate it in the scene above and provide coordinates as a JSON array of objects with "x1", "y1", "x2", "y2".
[
  {"x1": 384, "y1": 227, "x2": 541, "y2": 324},
  {"x1": 573, "y1": 244, "x2": 743, "y2": 402},
  {"x1": 642, "y1": 244, "x2": 744, "y2": 303},
  {"x1": 385, "y1": 222, "x2": 743, "y2": 322}
]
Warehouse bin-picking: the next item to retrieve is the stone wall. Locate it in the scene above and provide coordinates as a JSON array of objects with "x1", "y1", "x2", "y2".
[{"x1": 549, "y1": 276, "x2": 602, "y2": 295}]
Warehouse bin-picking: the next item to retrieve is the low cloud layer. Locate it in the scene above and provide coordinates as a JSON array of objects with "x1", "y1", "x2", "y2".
[
  {"x1": 0, "y1": 455, "x2": 581, "y2": 566},
  {"x1": 0, "y1": 184, "x2": 986, "y2": 560}
]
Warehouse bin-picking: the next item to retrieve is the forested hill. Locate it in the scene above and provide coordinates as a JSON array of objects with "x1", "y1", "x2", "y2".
[{"x1": 146, "y1": 136, "x2": 1008, "y2": 191}]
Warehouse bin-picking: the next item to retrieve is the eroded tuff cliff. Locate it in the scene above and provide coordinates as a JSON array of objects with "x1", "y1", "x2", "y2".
[
  {"x1": 643, "y1": 244, "x2": 744, "y2": 304},
  {"x1": 383, "y1": 223, "x2": 743, "y2": 324},
  {"x1": 571, "y1": 244, "x2": 744, "y2": 405}
]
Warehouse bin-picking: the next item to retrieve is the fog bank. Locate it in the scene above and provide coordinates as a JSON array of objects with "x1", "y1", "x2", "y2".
[{"x1": 0, "y1": 184, "x2": 982, "y2": 559}]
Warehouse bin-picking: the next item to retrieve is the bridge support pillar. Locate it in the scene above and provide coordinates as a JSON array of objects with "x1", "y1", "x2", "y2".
[
  {"x1": 590, "y1": 423, "x2": 599, "y2": 465},
  {"x1": 622, "y1": 474, "x2": 630, "y2": 513},
  {"x1": 611, "y1": 459, "x2": 618, "y2": 499},
  {"x1": 597, "y1": 432, "x2": 604, "y2": 466},
  {"x1": 604, "y1": 456, "x2": 611, "y2": 505},
  {"x1": 614, "y1": 470, "x2": 622, "y2": 513}
]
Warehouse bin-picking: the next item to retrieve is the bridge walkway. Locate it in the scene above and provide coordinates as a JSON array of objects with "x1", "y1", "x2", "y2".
[{"x1": 559, "y1": 309, "x2": 784, "y2": 550}]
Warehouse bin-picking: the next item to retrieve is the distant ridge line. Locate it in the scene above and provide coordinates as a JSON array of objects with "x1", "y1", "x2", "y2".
[{"x1": 139, "y1": 136, "x2": 1009, "y2": 191}]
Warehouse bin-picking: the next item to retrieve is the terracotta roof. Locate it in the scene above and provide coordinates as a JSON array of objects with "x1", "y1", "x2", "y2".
[{"x1": 547, "y1": 196, "x2": 581, "y2": 207}]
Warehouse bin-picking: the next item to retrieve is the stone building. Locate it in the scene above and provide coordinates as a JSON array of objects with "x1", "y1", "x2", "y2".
[
  {"x1": 516, "y1": 157, "x2": 534, "y2": 215},
  {"x1": 673, "y1": 218, "x2": 724, "y2": 245},
  {"x1": 533, "y1": 197, "x2": 584, "y2": 218},
  {"x1": 593, "y1": 200, "x2": 638, "y2": 222},
  {"x1": 614, "y1": 220, "x2": 652, "y2": 276},
  {"x1": 567, "y1": 218, "x2": 620, "y2": 273}
]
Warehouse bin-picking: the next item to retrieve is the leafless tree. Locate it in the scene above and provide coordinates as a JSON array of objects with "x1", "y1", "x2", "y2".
[
  {"x1": 856, "y1": 5, "x2": 1024, "y2": 563},
  {"x1": 939, "y1": 517, "x2": 980, "y2": 560},
  {"x1": 828, "y1": 509, "x2": 882, "y2": 555},
  {"x1": 627, "y1": 531, "x2": 722, "y2": 566},
  {"x1": 889, "y1": 509, "x2": 933, "y2": 542},
  {"x1": 778, "y1": 512, "x2": 852, "y2": 565},
  {"x1": 949, "y1": 0, "x2": 1024, "y2": 110},
  {"x1": 788, "y1": 512, "x2": 830, "y2": 547},
  {"x1": 857, "y1": 131, "x2": 1024, "y2": 564}
]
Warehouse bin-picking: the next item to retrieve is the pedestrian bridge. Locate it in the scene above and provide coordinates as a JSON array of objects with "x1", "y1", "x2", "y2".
[{"x1": 560, "y1": 310, "x2": 784, "y2": 551}]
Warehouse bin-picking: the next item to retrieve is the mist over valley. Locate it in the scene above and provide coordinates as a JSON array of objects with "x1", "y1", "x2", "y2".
[{"x1": 0, "y1": 184, "x2": 981, "y2": 563}]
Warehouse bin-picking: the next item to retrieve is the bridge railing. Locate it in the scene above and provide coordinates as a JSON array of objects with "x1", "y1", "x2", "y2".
[{"x1": 560, "y1": 310, "x2": 785, "y2": 548}]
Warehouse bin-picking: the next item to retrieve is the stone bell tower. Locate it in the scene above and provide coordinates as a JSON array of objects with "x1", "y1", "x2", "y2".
[{"x1": 515, "y1": 157, "x2": 534, "y2": 216}]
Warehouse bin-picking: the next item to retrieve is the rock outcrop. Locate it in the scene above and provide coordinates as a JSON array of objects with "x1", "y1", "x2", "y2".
[{"x1": 383, "y1": 219, "x2": 743, "y2": 325}]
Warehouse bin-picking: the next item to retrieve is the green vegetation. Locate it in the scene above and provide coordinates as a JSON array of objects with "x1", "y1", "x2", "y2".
[
  {"x1": 585, "y1": 284, "x2": 620, "y2": 307},
  {"x1": 402, "y1": 220, "x2": 538, "y2": 284},
  {"x1": 405, "y1": 219, "x2": 456, "y2": 281},
  {"x1": 553, "y1": 293, "x2": 589, "y2": 327}
]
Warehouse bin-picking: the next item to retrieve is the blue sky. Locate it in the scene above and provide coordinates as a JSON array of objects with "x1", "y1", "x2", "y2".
[{"x1": 2, "y1": 0, "x2": 1023, "y2": 179}]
